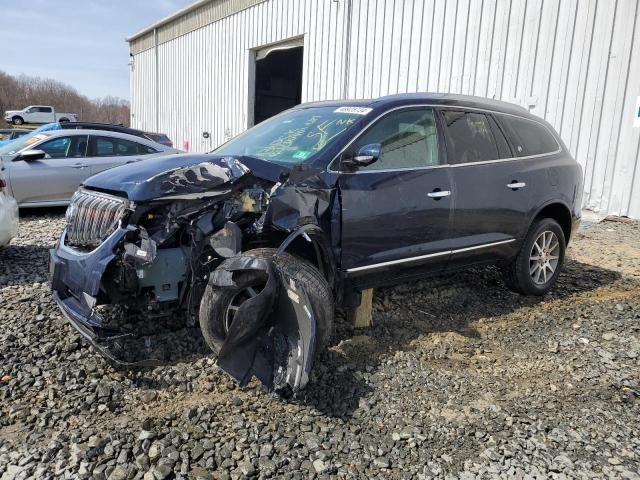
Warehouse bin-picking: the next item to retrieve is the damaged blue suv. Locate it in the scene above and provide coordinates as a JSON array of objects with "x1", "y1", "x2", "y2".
[{"x1": 49, "y1": 93, "x2": 582, "y2": 395}]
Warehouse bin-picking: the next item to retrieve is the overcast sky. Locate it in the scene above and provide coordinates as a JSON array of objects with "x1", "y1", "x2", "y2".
[{"x1": 1, "y1": 0, "x2": 194, "y2": 100}]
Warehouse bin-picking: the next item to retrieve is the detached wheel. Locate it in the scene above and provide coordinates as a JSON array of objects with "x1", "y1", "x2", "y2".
[
  {"x1": 503, "y1": 218, "x2": 566, "y2": 296},
  {"x1": 12, "y1": 116, "x2": 24, "y2": 125},
  {"x1": 199, "y1": 248, "x2": 334, "y2": 356}
]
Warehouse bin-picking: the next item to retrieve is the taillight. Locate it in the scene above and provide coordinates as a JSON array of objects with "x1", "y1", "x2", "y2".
[{"x1": 0, "y1": 178, "x2": 6, "y2": 192}]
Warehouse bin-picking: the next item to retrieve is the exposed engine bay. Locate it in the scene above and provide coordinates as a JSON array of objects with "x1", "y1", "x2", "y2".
[{"x1": 50, "y1": 155, "x2": 338, "y2": 395}]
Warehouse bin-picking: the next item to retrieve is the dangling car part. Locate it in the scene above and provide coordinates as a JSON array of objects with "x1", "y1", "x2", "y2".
[{"x1": 200, "y1": 250, "x2": 332, "y2": 394}]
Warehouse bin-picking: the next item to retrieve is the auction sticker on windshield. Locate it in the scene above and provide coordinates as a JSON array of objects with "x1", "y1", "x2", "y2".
[
  {"x1": 334, "y1": 106, "x2": 372, "y2": 115},
  {"x1": 292, "y1": 150, "x2": 312, "y2": 160}
]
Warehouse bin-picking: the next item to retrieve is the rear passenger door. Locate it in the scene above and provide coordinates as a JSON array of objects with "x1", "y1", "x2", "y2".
[
  {"x1": 441, "y1": 109, "x2": 527, "y2": 267},
  {"x1": 38, "y1": 107, "x2": 54, "y2": 123},
  {"x1": 88, "y1": 135, "x2": 159, "y2": 175},
  {"x1": 495, "y1": 113, "x2": 563, "y2": 217}
]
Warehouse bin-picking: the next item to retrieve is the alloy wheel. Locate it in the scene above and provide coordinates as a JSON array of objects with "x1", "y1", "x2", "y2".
[
  {"x1": 529, "y1": 230, "x2": 560, "y2": 285},
  {"x1": 223, "y1": 284, "x2": 264, "y2": 334}
]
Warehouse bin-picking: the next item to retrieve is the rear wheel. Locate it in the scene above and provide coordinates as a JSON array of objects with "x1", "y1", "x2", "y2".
[
  {"x1": 199, "y1": 248, "x2": 334, "y2": 356},
  {"x1": 503, "y1": 218, "x2": 566, "y2": 296},
  {"x1": 12, "y1": 116, "x2": 24, "y2": 125},
  {"x1": 58, "y1": 117, "x2": 70, "y2": 123}
]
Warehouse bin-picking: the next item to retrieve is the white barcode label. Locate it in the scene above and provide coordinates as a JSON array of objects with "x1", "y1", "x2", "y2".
[{"x1": 334, "y1": 106, "x2": 372, "y2": 115}]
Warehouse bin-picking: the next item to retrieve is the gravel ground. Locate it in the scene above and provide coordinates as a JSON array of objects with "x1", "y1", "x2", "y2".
[{"x1": 1, "y1": 210, "x2": 639, "y2": 480}]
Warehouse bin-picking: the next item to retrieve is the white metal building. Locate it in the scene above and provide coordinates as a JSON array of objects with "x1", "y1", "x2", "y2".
[{"x1": 128, "y1": 0, "x2": 640, "y2": 218}]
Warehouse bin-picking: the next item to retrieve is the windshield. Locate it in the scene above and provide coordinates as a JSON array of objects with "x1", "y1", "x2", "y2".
[
  {"x1": 0, "y1": 123, "x2": 60, "y2": 155},
  {"x1": 214, "y1": 106, "x2": 370, "y2": 165}
]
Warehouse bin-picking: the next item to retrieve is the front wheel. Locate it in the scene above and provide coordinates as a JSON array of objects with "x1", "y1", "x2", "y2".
[
  {"x1": 12, "y1": 116, "x2": 24, "y2": 125},
  {"x1": 199, "y1": 249, "x2": 334, "y2": 356},
  {"x1": 58, "y1": 118, "x2": 70, "y2": 123},
  {"x1": 503, "y1": 218, "x2": 566, "y2": 296}
]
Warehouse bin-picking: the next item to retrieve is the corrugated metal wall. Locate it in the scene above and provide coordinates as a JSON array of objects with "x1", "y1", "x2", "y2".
[
  {"x1": 130, "y1": 0, "x2": 640, "y2": 218},
  {"x1": 131, "y1": 0, "x2": 349, "y2": 151}
]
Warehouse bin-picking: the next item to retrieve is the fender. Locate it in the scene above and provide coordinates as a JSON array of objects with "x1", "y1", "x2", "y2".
[
  {"x1": 525, "y1": 199, "x2": 574, "y2": 243},
  {"x1": 276, "y1": 224, "x2": 338, "y2": 290}
]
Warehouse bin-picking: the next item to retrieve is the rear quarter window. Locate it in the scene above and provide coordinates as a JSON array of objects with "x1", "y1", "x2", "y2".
[{"x1": 497, "y1": 114, "x2": 559, "y2": 156}]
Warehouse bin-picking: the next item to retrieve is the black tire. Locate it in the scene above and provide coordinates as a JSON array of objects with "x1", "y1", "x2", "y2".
[
  {"x1": 503, "y1": 218, "x2": 566, "y2": 296},
  {"x1": 58, "y1": 117, "x2": 70, "y2": 123},
  {"x1": 199, "y1": 248, "x2": 334, "y2": 356},
  {"x1": 12, "y1": 116, "x2": 24, "y2": 125}
]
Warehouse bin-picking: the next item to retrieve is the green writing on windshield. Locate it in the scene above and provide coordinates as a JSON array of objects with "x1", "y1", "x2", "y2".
[{"x1": 216, "y1": 106, "x2": 366, "y2": 165}]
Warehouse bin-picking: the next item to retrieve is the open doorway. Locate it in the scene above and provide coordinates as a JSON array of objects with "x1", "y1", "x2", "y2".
[{"x1": 253, "y1": 43, "x2": 303, "y2": 125}]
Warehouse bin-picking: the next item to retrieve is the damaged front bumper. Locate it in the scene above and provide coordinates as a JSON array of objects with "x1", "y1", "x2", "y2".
[{"x1": 49, "y1": 227, "x2": 164, "y2": 366}]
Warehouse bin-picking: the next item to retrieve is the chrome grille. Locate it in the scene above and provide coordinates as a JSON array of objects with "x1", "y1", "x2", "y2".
[{"x1": 65, "y1": 189, "x2": 129, "y2": 248}]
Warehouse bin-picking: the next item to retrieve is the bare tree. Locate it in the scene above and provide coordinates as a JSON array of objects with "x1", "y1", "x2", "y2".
[{"x1": 0, "y1": 71, "x2": 130, "y2": 126}]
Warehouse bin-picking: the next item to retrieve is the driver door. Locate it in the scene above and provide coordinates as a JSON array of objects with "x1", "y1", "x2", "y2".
[
  {"x1": 8, "y1": 135, "x2": 88, "y2": 205},
  {"x1": 338, "y1": 107, "x2": 453, "y2": 282}
]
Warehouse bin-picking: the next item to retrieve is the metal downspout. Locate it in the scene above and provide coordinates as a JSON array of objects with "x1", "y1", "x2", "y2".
[
  {"x1": 342, "y1": 0, "x2": 353, "y2": 99},
  {"x1": 154, "y1": 27, "x2": 159, "y2": 131}
]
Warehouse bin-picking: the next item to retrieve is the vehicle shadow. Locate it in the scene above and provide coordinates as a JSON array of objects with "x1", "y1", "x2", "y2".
[{"x1": 295, "y1": 258, "x2": 623, "y2": 418}]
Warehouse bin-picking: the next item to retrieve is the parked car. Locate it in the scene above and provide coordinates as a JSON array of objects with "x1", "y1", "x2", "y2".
[
  {"x1": 49, "y1": 93, "x2": 582, "y2": 395},
  {"x1": 4, "y1": 106, "x2": 78, "y2": 125},
  {"x1": 143, "y1": 131, "x2": 173, "y2": 147},
  {"x1": 60, "y1": 122, "x2": 173, "y2": 147},
  {"x1": 0, "y1": 157, "x2": 19, "y2": 247},
  {"x1": 0, "y1": 129, "x2": 180, "y2": 207},
  {"x1": 0, "y1": 129, "x2": 29, "y2": 143}
]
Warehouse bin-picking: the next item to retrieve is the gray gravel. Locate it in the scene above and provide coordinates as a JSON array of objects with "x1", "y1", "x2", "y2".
[{"x1": 1, "y1": 209, "x2": 639, "y2": 480}]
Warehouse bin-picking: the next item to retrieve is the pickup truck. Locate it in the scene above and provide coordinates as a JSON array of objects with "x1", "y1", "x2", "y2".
[{"x1": 4, "y1": 106, "x2": 78, "y2": 125}]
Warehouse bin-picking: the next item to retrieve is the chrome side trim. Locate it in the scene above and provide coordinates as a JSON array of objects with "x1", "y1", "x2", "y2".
[
  {"x1": 327, "y1": 103, "x2": 562, "y2": 174},
  {"x1": 345, "y1": 238, "x2": 516, "y2": 274}
]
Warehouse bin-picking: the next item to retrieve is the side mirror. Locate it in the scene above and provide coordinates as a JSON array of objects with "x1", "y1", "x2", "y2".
[
  {"x1": 19, "y1": 149, "x2": 47, "y2": 161},
  {"x1": 343, "y1": 143, "x2": 381, "y2": 169}
]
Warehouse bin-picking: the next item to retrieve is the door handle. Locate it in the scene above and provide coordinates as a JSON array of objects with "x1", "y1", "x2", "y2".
[
  {"x1": 427, "y1": 190, "x2": 452, "y2": 199},
  {"x1": 507, "y1": 181, "x2": 526, "y2": 189},
  {"x1": 71, "y1": 164, "x2": 89, "y2": 169}
]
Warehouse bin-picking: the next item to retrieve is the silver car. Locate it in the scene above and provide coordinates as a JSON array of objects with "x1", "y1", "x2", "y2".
[{"x1": 0, "y1": 129, "x2": 180, "y2": 207}]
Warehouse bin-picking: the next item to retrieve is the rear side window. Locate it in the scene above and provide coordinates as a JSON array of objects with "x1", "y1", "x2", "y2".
[
  {"x1": 497, "y1": 115, "x2": 559, "y2": 156},
  {"x1": 92, "y1": 136, "x2": 157, "y2": 157},
  {"x1": 353, "y1": 108, "x2": 441, "y2": 170},
  {"x1": 442, "y1": 110, "x2": 502, "y2": 164}
]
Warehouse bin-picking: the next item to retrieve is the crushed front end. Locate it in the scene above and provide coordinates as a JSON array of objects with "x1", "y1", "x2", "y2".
[{"x1": 49, "y1": 155, "x2": 334, "y2": 394}]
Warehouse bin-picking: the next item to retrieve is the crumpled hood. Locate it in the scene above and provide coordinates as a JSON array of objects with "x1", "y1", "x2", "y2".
[{"x1": 83, "y1": 153, "x2": 290, "y2": 202}]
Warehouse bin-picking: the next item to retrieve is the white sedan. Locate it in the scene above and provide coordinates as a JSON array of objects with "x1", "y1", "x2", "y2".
[
  {"x1": 0, "y1": 158, "x2": 18, "y2": 247},
  {"x1": 0, "y1": 129, "x2": 180, "y2": 207}
]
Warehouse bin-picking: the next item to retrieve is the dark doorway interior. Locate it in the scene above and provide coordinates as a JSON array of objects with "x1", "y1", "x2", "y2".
[{"x1": 254, "y1": 46, "x2": 303, "y2": 125}]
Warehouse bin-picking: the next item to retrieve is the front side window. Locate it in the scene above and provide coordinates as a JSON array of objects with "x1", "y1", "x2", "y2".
[
  {"x1": 497, "y1": 114, "x2": 559, "y2": 156},
  {"x1": 352, "y1": 108, "x2": 441, "y2": 171},
  {"x1": 37, "y1": 135, "x2": 87, "y2": 159},
  {"x1": 214, "y1": 106, "x2": 366, "y2": 166}
]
